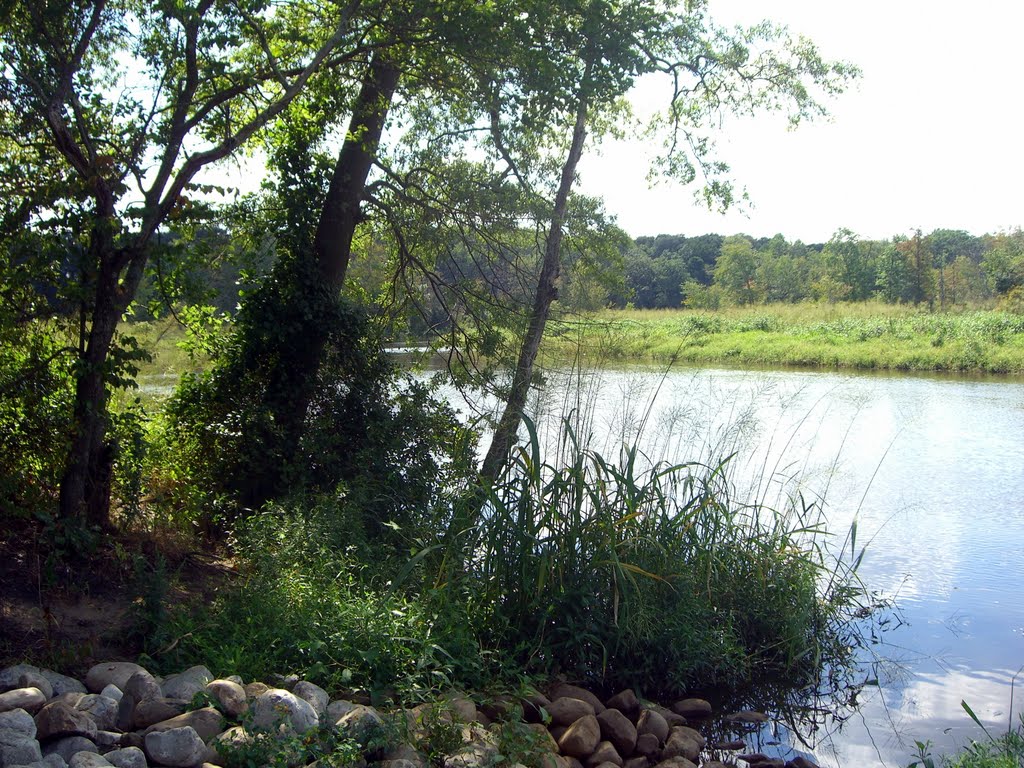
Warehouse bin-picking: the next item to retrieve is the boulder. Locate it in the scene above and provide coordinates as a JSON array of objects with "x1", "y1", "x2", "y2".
[
  {"x1": 291, "y1": 682, "x2": 329, "y2": 719},
  {"x1": 635, "y1": 710, "x2": 668, "y2": 744},
  {"x1": 98, "y1": 687, "x2": 122, "y2": 704},
  {"x1": 737, "y1": 756, "x2": 784, "y2": 768},
  {"x1": 547, "y1": 698, "x2": 594, "y2": 727},
  {"x1": 651, "y1": 759, "x2": 696, "y2": 768},
  {"x1": 584, "y1": 741, "x2": 623, "y2": 768},
  {"x1": 92, "y1": 731, "x2": 122, "y2": 750},
  {"x1": 84, "y1": 665, "x2": 148, "y2": 695},
  {"x1": 669, "y1": 700, "x2": 710, "y2": 719},
  {"x1": 549, "y1": 685, "x2": 604, "y2": 715},
  {"x1": 102, "y1": 746, "x2": 147, "y2": 768},
  {"x1": 557, "y1": 715, "x2": 600, "y2": 759},
  {"x1": 604, "y1": 691, "x2": 639, "y2": 721},
  {"x1": 660, "y1": 728, "x2": 701, "y2": 764},
  {"x1": 250, "y1": 689, "x2": 318, "y2": 735},
  {"x1": 132, "y1": 698, "x2": 188, "y2": 730},
  {"x1": 122, "y1": 674, "x2": 161, "y2": 704},
  {"x1": 0, "y1": 688, "x2": 48, "y2": 715},
  {"x1": 335, "y1": 705, "x2": 383, "y2": 747},
  {"x1": 596, "y1": 709, "x2": 636, "y2": 757},
  {"x1": 444, "y1": 696, "x2": 477, "y2": 724},
  {"x1": 144, "y1": 726, "x2": 206, "y2": 768},
  {"x1": 203, "y1": 681, "x2": 247, "y2": 720},
  {"x1": 146, "y1": 707, "x2": 225, "y2": 743},
  {"x1": 0, "y1": 708, "x2": 38, "y2": 742},
  {"x1": 160, "y1": 667, "x2": 212, "y2": 703},
  {"x1": 1, "y1": 737, "x2": 43, "y2": 767},
  {"x1": 634, "y1": 734, "x2": 660, "y2": 758},
  {"x1": 68, "y1": 753, "x2": 113, "y2": 768},
  {"x1": 35, "y1": 702, "x2": 97, "y2": 741},
  {"x1": 325, "y1": 700, "x2": 357, "y2": 724},
  {"x1": 623, "y1": 757, "x2": 649, "y2": 768},
  {"x1": 242, "y1": 683, "x2": 269, "y2": 701},
  {"x1": 41, "y1": 736, "x2": 97, "y2": 764},
  {"x1": 39, "y1": 672, "x2": 86, "y2": 699},
  {"x1": 0, "y1": 666, "x2": 53, "y2": 700},
  {"x1": 75, "y1": 696, "x2": 119, "y2": 732}
]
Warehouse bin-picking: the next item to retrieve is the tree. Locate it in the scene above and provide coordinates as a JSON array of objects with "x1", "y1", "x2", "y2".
[
  {"x1": 927, "y1": 229, "x2": 983, "y2": 309},
  {"x1": 1, "y1": 1, "x2": 362, "y2": 526},
  {"x1": 714, "y1": 235, "x2": 760, "y2": 305}
]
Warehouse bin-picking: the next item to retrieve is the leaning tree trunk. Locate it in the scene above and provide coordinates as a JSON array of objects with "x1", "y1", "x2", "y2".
[{"x1": 478, "y1": 89, "x2": 590, "y2": 486}]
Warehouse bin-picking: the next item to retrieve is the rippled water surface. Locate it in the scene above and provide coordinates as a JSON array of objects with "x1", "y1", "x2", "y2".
[{"x1": 476, "y1": 365, "x2": 1024, "y2": 767}]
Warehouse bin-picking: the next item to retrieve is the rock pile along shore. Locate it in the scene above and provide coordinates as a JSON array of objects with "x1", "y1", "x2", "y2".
[{"x1": 0, "y1": 662, "x2": 818, "y2": 768}]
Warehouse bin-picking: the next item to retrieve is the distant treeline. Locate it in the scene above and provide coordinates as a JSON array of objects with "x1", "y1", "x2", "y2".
[{"x1": 606, "y1": 228, "x2": 1024, "y2": 312}]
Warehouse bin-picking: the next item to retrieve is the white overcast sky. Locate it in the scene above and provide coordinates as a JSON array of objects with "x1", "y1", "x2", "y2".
[{"x1": 579, "y1": 0, "x2": 1024, "y2": 244}]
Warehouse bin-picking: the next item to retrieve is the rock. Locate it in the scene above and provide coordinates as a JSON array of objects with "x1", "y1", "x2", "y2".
[
  {"x1": 97, "y1": 687, "x2": 121, "y2": 704},
  {"x1": 160, "y1": 667, "x2": 212, "y2": 703},
  {"x1": 724, "y1": 711, "x2": 769, "y2": 725},
  {"x1": 549, "y1": 725, "x2": 568, "y2": 743},
  {"x1": 785, "y1": 758, "x2": 820, "y2": 768},
  {"x1": 17, "y1": 675, "x2": 54, "y2": 703},
  {"x1": 647, "y1": 707, "x2": 684, "y2": 728},
  {"x1": 547, "y1": 698, "x2": 594, "y2": 727},
  {"x1": 701, "y1": 763, "x2": 731, "y2": 768},
  {"x1": 669, "y1": 700, "x2": 710, "y2": 719},
  {"x1": 520, "y1": 692, "x2": 550, "y2": 725},
  {"x1": 84, "y1": 665, "x2": 148, "y2": 695},
  {"x1": 35, "y1": 702, "x2": 98, "y2": 741},
  {"x1": 443, "y1": 737, "x2": 498, "y2": 768},
  {"x1": 39, "y1": 672, "x2": 86, "y2": 699},
  {"x1": 102, "y1": 746, "x2": 147, "y2": 768},
  {"x1": 68, "y1": 753, "x2": 113, "y2": 768},
  {"x1": 132, "y1": 698, "x2": 188, "y2": 730},
  {"x1": 209, "y1": 726, "x2": 250, "y2": 757},
  {"x1": 0, "y1": 666, "x2": 53, "y2": 701},
  {"x1": 75, "y1": 696, "x2": 118, "y2": 732},
  {"x1": 42, "y1": 754, "x2": 70, "y2": 768},
  {"x1": 203, "y1": 681, "x2": 247, "y2": 720},
  {"x1": 291, "y1": 682, "x2": 329, "y2": 719},
  {"x1": 380, "y1": 760, "x2": 424, "y2": 768},
  {"x1": 242, "y1": 683, "x2": 268, "y2": 701},
  {"x1": 0, "y1": 708, "x2": 38, "y2": 742},
  {"x1": 146, "y1": 707, "x2": 224, "y2": 743},
  {"x1": 557, "y1": 715, "x2": 600, "y2": 759},
  {"x1": 92, "y1": 732, "x2": 122, "y2": 750},
  {"x1": 266, "y1": 674, "x2": 299, "y2": 692},
  {"x1": 250, "y1": 689, "x2": 318, "y2": 735},
  {"x1": 596, "y1": 709, "x2": 636, "y2": 757},
  {"x1": 633, "y1": 733, "x2": 660, "y2": 758},
  {"x1": 650, "y1": 759, "x2": 696, "y2": 768},
  {"x1": 335, "y1": 705, "x2": 382, "y2": 747},
  {"x1": 710, "y1": 740, "x2": 745, "y2": 751},
  {"x1": 1, "y1": 738, "x2": 43, "y2": 767},
  {"x1": 604, "y1": 691, "x2": 639, "y2": 721},
  {"x1": 477, "y1": 697, "x2": 514, "y2": 723},
  {"x1": 122, "y1": 674, "x2": 161, "y2": 704},
  {"x1": 623, "y1": 758, "x2": 648, "y2": 768},
  {"x1": 635, "y1": 711, "x2": 668, "y2": 744},
  {"x1": 584, "y1": 741, "x2": 623, "y2": 768},
  {"x1": 525, "y1": 723, "x2": 559, "y2": 753},
  {"x1": 325, "y1": 700, "x2": 357, "y2": 724},
  {"x1": 549, "y1": 685, "x2": 605, "y2": 715},
  {"x1": 0, "y1": 689, "x2": 48, "y2": 715},
  {"x1": 660, "y1": 727, "x2": 703, "y2": 764},
  {"x1": 738, "y1": 755, "x2": 784, "y2": 768},
  {"x1": 445, "y1": 696, "x2": 477, "y2": 724},
  {"x1": 41, "y1": 736, "x2": 97, "y2": 763},
  {"x1": 144, "y1": 726, "x2": 206, "y2": 768}
]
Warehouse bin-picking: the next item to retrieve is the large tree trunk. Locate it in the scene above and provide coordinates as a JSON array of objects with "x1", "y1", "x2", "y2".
[{"x1": 479, "y1": 92, "x2": 590, "y2": 485}]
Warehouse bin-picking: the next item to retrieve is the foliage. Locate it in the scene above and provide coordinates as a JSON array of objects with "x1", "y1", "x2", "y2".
[{"x1": 215, "y1": 721, "x2": 366, "y2": 768}]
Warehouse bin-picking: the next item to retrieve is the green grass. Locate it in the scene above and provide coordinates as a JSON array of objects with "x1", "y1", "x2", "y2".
[{"x1": 545, "y1": 303, "x2": 1024, "y2": 374}]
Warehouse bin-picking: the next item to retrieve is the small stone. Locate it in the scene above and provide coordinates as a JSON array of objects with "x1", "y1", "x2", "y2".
[
  {"x1": 84, "y1": 664, "x2": 149, "y2": 695},
  {"x1": 547, "y1": 698, "x2": 594, "y2": 727},
  {"x1": 291, "y1": 681, "x2": 329, "y2": 718},
  {"x1": 558, "y1": 714, "x2": 600, "y2": 759},
  {"x1": 250, "y1": 689, "x2": 318, "y2": 735},
  {"x1": 42, "y1": 736, "x2": 98, "y2": 763},
  {"x1": 549, "y1": 685, "x2": 605, "y2": 714},
  {"x1": 204, "y1": 680, "x2": 248, "y2": 720},
  {"x1": 0, "y1": 688, "x2": 48, "y2": 714},
  {"x1": 585, "y1": 741, "x2": 623, "y2": 768},
  {"x1": 604, "y1": 691, "x2": 640, "y2": 721},
  {"x1": 596, "y1": 709, "x2": 636, "y2": 757},
  {"x1": 68, "y1": 753, "x2": 113, "y2": 768},
  {"x1": 725, "y1": 711, "x2": 769, "y2": 725},
  {"x1": 146, "y1": 707, "x2": 225, "y2": 743},
  {"x1": 103, "y1": 746, "x2": 147, "y2": 768},
  {"x1": 669, "y1": 700, "x2": 711, "y2": 719},
  {"x1": 144, "y1": 726, "x2": 206, "y2": 768},
  {"x1": 160, "y1": 667, "x2": 212, "y2": 702},
  {"x1": 35, "y1": 701, "x2": 98, "y2": 740}
]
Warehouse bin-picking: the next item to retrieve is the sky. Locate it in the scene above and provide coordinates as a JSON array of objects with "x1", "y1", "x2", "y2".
[{"x1": 578, "y1": 0, "x2": 1024, "y2": 244}]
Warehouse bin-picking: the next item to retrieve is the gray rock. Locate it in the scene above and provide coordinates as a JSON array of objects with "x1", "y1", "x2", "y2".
[
  {"x1": 596, "y1": 709, "x2": 636, "y2": 756},
  {"x1": 203, "y1": 682, "x2": 247, "y2": 720},
  {"x1": 549, "y1": 685, "x2": 605, "y2": 715},
  {"x1": 68, "y1": 753, "x2": 113, "y2": 768},
  {"x1": 74, "y1": 697, "x2": 118, "y2": 733},
  {"x1": 584, "y1": 741, "x2": 623, "y2": 768},
  {"x1": 97, "y1": 688, "x2": 121, "y2": 705},
  {"x1": 122, "y1": 675, "x2": 160, "y2": 705},
  {"x1": 0, "y1": 690, "x2": 47, "y2": 716},
  {"x1": 143, "y1": 727, "x2": 206, "y2": 768},
  {"x1": 635, "y1": 710, "x2": 668, "y2": 744},
  {"x1": 1, "y1": 738, "x2": 43, "y2": 767},
  {"x1": 622, "y1": 758, "x2": 648, "y2": 768},
  {"x1": 547, "y1": 698, "x2": 594, "y2": 727},
  {"x1": 0, "y1": 667, "x2": 53, "y2": 701},
  {"x1": 84, "y1": 665, "x2": 148, "y2": 696},
  {"x1": 670, "y1": 699, "x2": 711, "y2": 719},
  {"x1": 0, "y1": 709, "x2": 38, "y2": 743},
  {"x1": 145, "y1": 708, "x2": 224, "y2": 743},
  {"x1": 92, "y1": 732, "x2": 122, "y2": 750},
  {"x1": 634, "y1": 733, "x2": 660, "y2": 758},
  {"x1": 224, "y1": 677, "x2": 242, "y2": 687},
  {"x1": 291, "y1": 682, "x2": 328, "y2": 719},
  {"x1": 651, "y1": 759, "x2": 696, "y2": 768},
  {"x1": 325, "y1": 700, "x2": 356, "y2": 723},
  {"x1": 604, "y1": 691, "x2": 640, "y2": 720},
  {"x1": 34, "y1": 702, "x2": 97, "y2": 741},
  {"x1": 250, "y1": 689, "x2": 318, "y2": 735},
  {"x1": 41, "y1": 737, "x2": 98, "y2": 764},
  {"x1": 558, "y1": 715, "x2": 600, "y2": 759},
  {"x1": 160, "y1": 667, "x2": 212, "y2": 703},
  {"x1": 102, "y1": 746, "x2": 147, "y2": 768},
  {"x1": 42, "y1": 754, "x2": 70, "y2": 768},
  {"x1": 241, "y1": 683, "x2": 268, "y2": 701},
  {"x1": 38, "y1": 673, "x2": 85, "y2": 699},
  {"x1": 132, "y1": 699, "x2": 188, "y2": 730},
  {"x1": 336, "y1": 705, "x2": 383, "y2": 747},
  {"x1": 660, "y1": 727, "x2": 703, "y2": 764}
]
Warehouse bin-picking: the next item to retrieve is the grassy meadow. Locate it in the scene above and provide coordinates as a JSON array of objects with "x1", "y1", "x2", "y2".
[{"x1": 545, "y1": 303, "x2": 1024, "y2": 374}]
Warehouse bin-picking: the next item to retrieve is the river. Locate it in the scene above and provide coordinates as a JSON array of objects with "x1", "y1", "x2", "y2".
[{"x1": 458, "y1": 363, "x2": 1024, "y2": 767}]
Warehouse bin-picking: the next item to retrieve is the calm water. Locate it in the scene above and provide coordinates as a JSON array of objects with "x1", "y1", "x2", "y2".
[{"x1": 467, "y1": 365, "x2": 1024, "y2": 767}]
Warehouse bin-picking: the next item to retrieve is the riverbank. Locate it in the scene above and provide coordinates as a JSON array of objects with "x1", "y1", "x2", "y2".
[{"x1": 542, "y1": 305, "x2": 1024, "y2": 374}]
